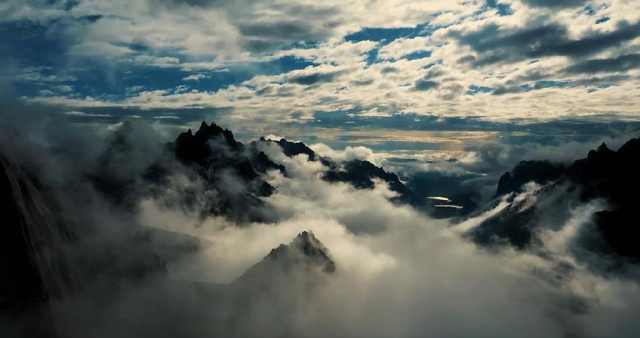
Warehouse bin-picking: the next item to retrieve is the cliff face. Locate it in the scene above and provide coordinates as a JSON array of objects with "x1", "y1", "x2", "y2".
[{"x1": 0, "y1": 152, "x2": 78, "y2": 313}]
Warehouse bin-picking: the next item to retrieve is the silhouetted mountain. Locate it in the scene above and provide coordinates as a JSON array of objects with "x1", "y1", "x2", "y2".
[
  {"x1": 174, "y1": 122, "x2": 243, "y2": 166},
  {"x1": 496, "y1": 160, "x2": 566, "y2": 196},
  {"x1": 234, "y1": 231, "x2": 335, "y2": 289},
  {"x1": 91, "y1": 121, "x2": 419, "y2": 222},
  {"x1": 471, "y1": 137, "x2": 640, "y2": 261},
  {"x1": 567, "y1": 140, "x2": 640, "y2": 260},
  {"x1": 263, "y1": 137, "x2": 318, "y2": 162},
  {"x1": 90, "y1": 121, "x2": 286, "y2": 223},
  {"x1": 173, "y1": 121, "x2": 279, "y2": 184},
  {"x1": 323, "y1": 159, "x2": 415, "y2": 203},
  {"x1": 258, "y1": 137, "x2": 417, "y2": 203}
]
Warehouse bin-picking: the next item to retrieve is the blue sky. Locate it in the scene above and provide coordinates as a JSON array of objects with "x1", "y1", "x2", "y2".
[{"x1": 1, "y1": 0, "x2": 640, "y2": 169}]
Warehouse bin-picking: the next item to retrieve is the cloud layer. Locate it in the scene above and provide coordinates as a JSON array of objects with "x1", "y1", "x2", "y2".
[
  {"x1": 1, "y1": 0, "x2": 640, "y2": 130},
  {"x1": 1, "y1": 112, "x2": 639, "y2": 337}
]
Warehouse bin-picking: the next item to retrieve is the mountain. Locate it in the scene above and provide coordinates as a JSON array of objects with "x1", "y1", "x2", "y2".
[
  {"x1": 263, "y1": 137, "x2": 318, "y2": 162},
  {"x1": 172, "y1": 121, "x2": 283, "y2": 193},
  {"x1": 233, "y1": 231, "x2": 336, "y2": 289},
  {"x1": 567, "y1": 140, "x2": 640, "y2": 259},
  {"x1": 90, "y1": 121, "x2": 284, "y2": 223},
  {"x1": 470, "y1": 137, "x2": 640, "y2": 261},
  {"x1": 496, "y1": 160, "x2": 566, "y2": 196},
  {"x1": 92, "y1": 121, "x2": 417, "y2": 223},
  {"x1": 259, "y1": 137, "x2": 416, "y2": 204}
]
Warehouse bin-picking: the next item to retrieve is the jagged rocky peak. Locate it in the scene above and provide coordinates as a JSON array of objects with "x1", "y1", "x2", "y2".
[
  {"x1": 277, "y1": 138, "x2": 317, "y2": 161},
  {"x1": 174, "y1": 121, "x2": 243, "y2": 165},
  {"x1": 234, "y1": 231, "x2": 336, "y2": 286},
  {"x1": 258, "y1": 136, "x2": 318, "y2": 161},
  {"x1": 262, "y1": 230, "x2": 335, "y2": 274},
  {"x1": 597, "y1": 142, "x2": 610, "y2": 152},
  {"x1": 259, "y1": 135, "x2": 416, "y2": 203},
  {"x1": 568, "y1": 138, "x2": 637, "y2": 183},
  {"x1": 193, "y1": 121, "x2": 236, "y2": 144}
]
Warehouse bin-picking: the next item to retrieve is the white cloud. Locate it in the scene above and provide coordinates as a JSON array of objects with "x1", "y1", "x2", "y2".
[
  {"x1": 5, "y1": 0, "x2": 640, "y2": 124},
  {"x1": 310, "y1": 143, "x2": 378, "y2": 164},
  {"x1": 182, "y1": 74, "x2": 210, "y2": 81}
]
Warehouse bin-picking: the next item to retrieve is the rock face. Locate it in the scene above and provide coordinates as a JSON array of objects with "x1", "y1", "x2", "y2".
[
  {"x1": 0, "y1": 152, "x2": 77, "y2": 313},
  {"x1": 473, "y1": 137, "x2": 640, "y2": 261},
  {"x1": 233, "y1": 231, "x2": 336, "y2": 288}
]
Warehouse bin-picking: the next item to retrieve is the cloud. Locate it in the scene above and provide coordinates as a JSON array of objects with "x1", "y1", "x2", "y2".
[
  {"x1": 2, "y1": 0, "x2": 640, "y2": 156},
  {"x1": 309, "y1": 143, "x2": 377, "y2": 164},
  {"x1": 2, "y1": 112, "x2": 640, "y2": 337},
  {"x1": 288, "y1": 71, "x2": 342, "y2": 85},
  {"x1": 452, "y1": 21, "x2": 640, "y2": 67},
  {"x1": 564, "y1": 54, "x2": 640, "y2": 74},
  {"x1": 413, "y1": 79, "x2": 439, "y2": 91},
  {"x1": 182, "y1": 74, "x2": 210, "y2": 81},
  {"x1": 520, "y1": 0, "x2": 589, "y2": 9}
]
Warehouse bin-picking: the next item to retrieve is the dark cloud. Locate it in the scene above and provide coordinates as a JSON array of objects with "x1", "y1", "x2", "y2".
[
  {"x1": 564, "y1": 54, "x2": 640, "y2": 74},
  {"x1": 453, "y1": 21, "x2": 640, "y2": 67},
  {"x1": 239, "y1": 22, "x2": 321, "y2": 40},
  {"x1": 422, "y1": 66, "x2": 445, "y2": 79},
  {"x1": 351, "y1": 79, "x2": 375, "y2": 86},
  {"x1": 307, "y1": 110, "x2": 640, "y2": 136},
  {"x1": 380, "y1": 66, "x2": 399, "y2": 74},
  {"x1": 288, "y1": 71, "x2": 342, "y2": 85},
  {"x1": 236, "y1": 7, "x2": 341, "y2": 52},
  {"x1": 153, "y1": 0, "x2": 230, "y2": 6},
  {"x1": 414, "y1": 79, "x2": 439, "y2": 91},
  {"x1": 520, "y1": 0, "x2": 588, "y2": 8}
]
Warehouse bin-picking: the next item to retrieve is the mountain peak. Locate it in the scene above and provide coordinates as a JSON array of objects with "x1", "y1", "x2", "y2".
[
  {"x1": 267, "y1": 231, "x2": 336, "y2": 274},
  {"x1": 274, "y1": 138, "x2": 317, "y2": 161},
  {"x1": 234, "y1": 231, "x2": 336, "y2": 286},
  {"x1": 597, "y1": 142, "x2": 610, "y2": 152}
]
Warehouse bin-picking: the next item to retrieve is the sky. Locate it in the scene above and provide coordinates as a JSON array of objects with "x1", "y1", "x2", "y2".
[{"x1": 1, "y1": 0, "x2": 640, "y2": 166}]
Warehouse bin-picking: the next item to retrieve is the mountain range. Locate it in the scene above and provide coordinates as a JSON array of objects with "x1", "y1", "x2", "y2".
[{"x1": 2, "y1": 120, "x2": 639, "y2": 336}]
